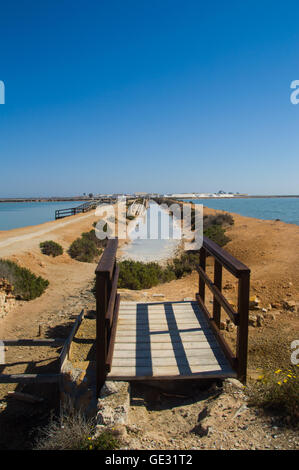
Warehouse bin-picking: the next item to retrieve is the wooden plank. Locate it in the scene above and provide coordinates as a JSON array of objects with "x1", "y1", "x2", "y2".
[
  {"x1": 118, "y1": 316, "x2": 208, "y2": 324},
  {"x1": 113, "y1": 346, "x2": 222, "y2": 358},
  {"x1": 111, "y1": 354, "x2": 227, "y2": 367},
  {"x1": 113, "y1": 351, "x2": 227, "y2": 368},
  {"x1": 114, "y1": 330, "x2": 215, "y2": 339},
  {"x1": 60, "y1": 309, "x2": 85, "y2": 370},
  {"x1": 113, "y1": 340, "x2": 220, "y2": 351},
  {"x1": 7, "y1": 391, "x2": 44, "y2": 403},
  {"x1": 109, "y1": 364, "x2": 235, "y2": 379},
  {"x1": 114, "y1": 332, "x2": 217, "y2": 342},
  {"x1": 119, "y1": 305, "x2": 202, "y2": 311},
  {"x1": 0, "y1": 374, "x2": 62, "y2": 384},
  {"x1": 117, "y1": 323, "x2": 210, "y2": 334},
  {"x1": 1, "y1": 339, "x2": 65, "y2": 346},
  {"x1": 118, "y1": 312, "x2": 205, "y2": 318}
]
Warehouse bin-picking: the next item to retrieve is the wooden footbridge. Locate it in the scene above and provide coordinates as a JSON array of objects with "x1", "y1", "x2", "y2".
[
  {"x1": 95, "y1": 237, "x2": 250, "y2": 395},
  {"x1": 0, "y1": 237, "x2": 250, "y2": 395},
  {"x1": 54, "y1": 198, "x2": 116, "y2": 220}
]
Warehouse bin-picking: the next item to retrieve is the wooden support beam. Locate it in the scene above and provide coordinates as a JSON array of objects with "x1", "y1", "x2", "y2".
[{"x1": 0, "y1": 373, "x2": 62, "y2": 384}]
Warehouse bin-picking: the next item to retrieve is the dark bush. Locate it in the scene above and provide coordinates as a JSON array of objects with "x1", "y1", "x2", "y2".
[
  {"x1": 40, "y1": 240, "x2": 63, "y2": 257},
  {"x1": 203, "y1": 213, "x2": 234, "y2": 228},
  {"x1": 204, "y1": 224, "x2": 230, "y2": 247},
  {"x1": 68, "y1": 237, "x2": 100, "y2": 263},
  {"x1": 118, "y1": 260, "x2": 175, "y2": 290},
  {"x1": 81, "y1": 229, "x2": 107, "y2": 249},
  {"x1": 169, "y1": 251, "x2": 199, "y2": 279},
  {"x1": 0, "y1": 259, "x2": 49, "y2": 300}
]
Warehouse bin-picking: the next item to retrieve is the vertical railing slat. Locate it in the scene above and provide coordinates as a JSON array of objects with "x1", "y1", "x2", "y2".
[
  {"x1": 213, "y1": 259, "x2": 222, "y2": 328},
  {"x1": 236, "y1": 271, "x2": 250, "y2": 383}
]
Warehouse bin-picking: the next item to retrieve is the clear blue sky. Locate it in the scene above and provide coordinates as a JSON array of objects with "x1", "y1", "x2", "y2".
[{"x1": 1, "y1": 1, "x2": 299, "y2": 197}]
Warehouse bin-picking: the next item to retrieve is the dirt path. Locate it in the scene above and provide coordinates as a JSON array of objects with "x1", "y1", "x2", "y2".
[{"x1": 0, "y1": 211, "x2": 102, "y2": 337}]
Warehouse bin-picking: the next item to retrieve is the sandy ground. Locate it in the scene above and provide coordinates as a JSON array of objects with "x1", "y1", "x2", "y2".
[{"x1": 0, "y1": 211, "x2": 101, "y2": 338}]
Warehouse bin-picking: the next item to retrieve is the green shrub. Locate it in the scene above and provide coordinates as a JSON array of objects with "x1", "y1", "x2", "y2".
[
  {"x1": 203, "y1": 213, "x2": 234, "y2": 228},
  {"x1": 80, "y1": 431, "x2": 121, "y2": 451},
  {"x1": 68, "y1": 237, "x2": 100, "y2": 263},
  {"x1": 248, "y1": 367, "x2": 299, "y2": 425},
  {"x1": 0, "y1": 259, "x2": 49, "y2": 300},
  {"x1": 118, "y1": 260, "x2": 175, "y2": 290},
  {"x1": 203, "y1": 224, "x2": 230, "y2": 247},
  {"x1": 81, "y1": 229, "x2": 107, "y2": 249},
  {"x1": 40, "y1": 240, "x2": 63, "y2": 257},
  {"x1": 170, "y1": 252, "x2": 199, "y2": 279}
]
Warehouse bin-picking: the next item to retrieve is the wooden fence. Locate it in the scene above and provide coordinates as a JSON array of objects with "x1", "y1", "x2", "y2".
[
  {"x1": 95, "y1": 238, "x2": 120, "y2": 395},
  {"x1": 196, "y1": 235, "x2": 250, "y2": 382},
  {"x1": 55, "y1": 201, "x2": 97, "y2": 220}
]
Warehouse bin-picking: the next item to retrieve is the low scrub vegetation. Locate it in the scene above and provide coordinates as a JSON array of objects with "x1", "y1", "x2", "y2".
[
  {"x1": 40, "y1": 240, "x2": 63, "y2": 257},
  {"x1": 0, "y1": 259, "x2": 49, "y2": 300},
  {"x1": 34, "y1": 409, "x2": 120, "y2": 450},
  {"x1": 248, "y1": 367, "x2": 299, "y2": 426},
  {"x1": 204, "y1": 224, "x2": 230, "y2": 247},
  {"x1": 170, "y1": 251, "x2": 199, "y2": 279},
  {"x1": 203, "y1": 212, "x2": 234, "y2": 228},
  {"x1": 68, "y1": 236, "x2": 100, "y2": 263},
  {"x1": 118, "y1": 260, "x2": 175, "y2": 290},
  {"x1": 117, "y1": 212, "x2": 234, "y2": 289},
  {"x1": 68, "y1": 228, "x2": 107, "y2": 263}
]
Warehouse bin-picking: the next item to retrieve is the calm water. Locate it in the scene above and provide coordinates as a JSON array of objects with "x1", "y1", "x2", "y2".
[
  {"x1": 189, "y1": 197, "x2": 299, "y2": 226},
  {"x1": 0, "y1": 201, "x2": 86, "y2": 231},
  {"x1": 121, "y1": 202, "x2": 181, "y2": 262}
]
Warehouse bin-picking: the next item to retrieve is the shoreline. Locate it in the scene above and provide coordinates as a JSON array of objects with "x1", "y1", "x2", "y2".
[
  {"x1": 1, "y1": 197, "x2": 299, "y2": 234},
  {"x1": 1, "y1": 194, "x2": 299, "y2": 203}
]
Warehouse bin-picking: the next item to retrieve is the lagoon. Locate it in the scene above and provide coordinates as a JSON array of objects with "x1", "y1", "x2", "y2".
[
  {"x1": 0, "y1": 201, "x2": 86, "y2": 231},
  {"x1": 189, "y1": 197, "x2": 299, "y2": 226}
]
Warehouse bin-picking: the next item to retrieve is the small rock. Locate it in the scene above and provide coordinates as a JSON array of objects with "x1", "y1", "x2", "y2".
[
  {"x1": 283, "y1": 300, "x2": 297, "y2": 312},
  {"x1": 249, "y1": 314, "x2": 257, "y2": 327},
  {"x1": 249, "y1": 296, "x2": 260, "y2": 310},
  {"x1": 224, "y1": 378, "x2": 245, "y2": 391}
]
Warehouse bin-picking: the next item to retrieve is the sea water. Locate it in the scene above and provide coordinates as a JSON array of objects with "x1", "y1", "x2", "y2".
[
  {"x1": 189, "y1": 197, "x2": 299, "y2": 226},
  {"x1": 0, "y1": 201, "x2": 86, "y2": 231}
]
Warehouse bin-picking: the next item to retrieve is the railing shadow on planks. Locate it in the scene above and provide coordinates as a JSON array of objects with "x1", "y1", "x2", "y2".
[{"x1": 94, "y1": 236, "x2": 250, "y2": 395}]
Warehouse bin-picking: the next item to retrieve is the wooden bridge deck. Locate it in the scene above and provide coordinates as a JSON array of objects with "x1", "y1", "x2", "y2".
[{"x1": 108, "y1": 301, "x2": 237, "y2": 381}]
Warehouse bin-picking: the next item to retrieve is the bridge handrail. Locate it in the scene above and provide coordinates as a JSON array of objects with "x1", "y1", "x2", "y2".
[
  {"x1": 95, "y1": 238, "x2": 119, "y2": 394},
  {"x1": 196, "y1": 235, "x2": 250, "y2": 382}
]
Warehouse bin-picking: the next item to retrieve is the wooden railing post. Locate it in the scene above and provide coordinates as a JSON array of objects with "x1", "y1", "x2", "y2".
[
  {"x1": 196, "y1": 236, "x2": 250, "y2": 383},
  {"x1": 199, "y1": 247, "x2": 206, "y2": 302},
  {"x1": 236, "y1": 271, "x2": 250, "y2": 383},
  {"x1": 96, "y1": 270, "x2": 109, "y2": 396},
  {"x1": 95, "y1": 238, "x2": 119, "y2": 396},
  {"x1": 213, "y1": 259, "x2": 222, "y2": 328}
]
